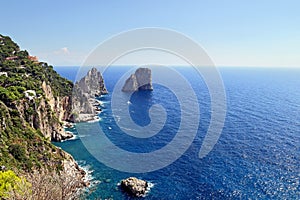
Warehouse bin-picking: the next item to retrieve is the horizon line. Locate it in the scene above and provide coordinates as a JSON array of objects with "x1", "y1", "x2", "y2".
[{"x1": 53, "y1": 65, "x2": 300, "y2": 68}]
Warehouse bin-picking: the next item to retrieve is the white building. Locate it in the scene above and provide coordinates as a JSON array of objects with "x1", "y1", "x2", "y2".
[
  {"x1": 24, "y1": 90, "x2": 36, "y2": 100},
  {"x1": 0, "y1": 72, "x2": 8, "y2": 77}
]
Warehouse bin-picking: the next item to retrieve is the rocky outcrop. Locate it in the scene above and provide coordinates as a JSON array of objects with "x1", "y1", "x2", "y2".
[
  {"x1": 0, "y1": 34, "x2": 90, "y2": 198},
  {"x1": 120, "y1": 177, "x2": 149, "y2": 197},
  {"x1": 71, "y1": 67, "x2": 108, "y2": 122},
  {"x1": 61, "y1": 151, "x2": 90, "y2": 188},
  {"x1": 14, "y1": 81, "x2": 73, "y2": 142},
  {"x1": 122, "y1": 68, "x2": 153, "y2": 92},
  {"x1": 76, "y1": 67, "x2": 108, "y2": 96},
  {"x1": 41, "y1": 81, "x2": 72, "y2": 122}
]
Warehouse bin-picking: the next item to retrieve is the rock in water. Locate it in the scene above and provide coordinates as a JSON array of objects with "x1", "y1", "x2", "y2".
[
  {"x1": 122, "y1": 68, "x2": 153, "y2": 92},
  {"x1": 122, "y1": 74, "x2": 138, "y2": 92},
  {"x1": 120, "y1": 177, "x2": 148, "y2": 197},
  {"x1": 71, "y1": 67, "x2": 108, "y2": 122},
  {"x1": 76, "y1": 67, "x2": 108, "y2": 96}
]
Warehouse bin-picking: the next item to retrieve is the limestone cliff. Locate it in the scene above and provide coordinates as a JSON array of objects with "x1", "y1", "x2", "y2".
[
  {"x1": 122, "y1": 68, "x2": 153, "y2": 92},
  {"x1": 0, "y1": 34, "x2": 74, "y2": 142},
  {"x1": 0, "y1": 33, "x2": 88, "y2": 197},
  {"x1": 13, "y1": 81, "x2": 73, "y2": 142},
  {"x1": 41, "y1": 81, "x2": 71, "y2": 122},
  {"x1": 71, "y1": 67, "x2": 108, "y2": 122}
]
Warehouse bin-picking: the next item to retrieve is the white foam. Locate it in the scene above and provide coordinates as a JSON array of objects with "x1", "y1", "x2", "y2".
[
  {"x1": 78, "y1": 134, "x2": 89, "y2": 138},
  {"x1": 143, "y1": 181, "x2": 154, "y2": 197},
  {"x1": 114, "y1": 115, "x2": 121, "y2": 122},
  {"x1": 77, "y1": 163, "x2": 96, "y2": 186},
  {"x1": 87, "y1": 117, "x2": 102, "y2": 123},
  {"x1": 120, "y1": 126, "x2": 133, "y2": 131}
]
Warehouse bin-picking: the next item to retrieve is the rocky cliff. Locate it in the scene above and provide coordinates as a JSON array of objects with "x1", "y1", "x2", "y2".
[
  {"x1": 122, "y1": 68, "x2": 153, "y2": 92},
  {"x1": 71, "y1": 67, "x2": 108, "y2": 122},
  {"x1": 13, "y1": 81, "x2": 73, "y2": 142},
  {"x1": 0, "y1": 34, "x2": 85, "y2": 189}
]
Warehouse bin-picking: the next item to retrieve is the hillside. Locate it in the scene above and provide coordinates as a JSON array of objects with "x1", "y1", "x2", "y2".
[{"x1": 0, "y1": 34, "x2": 86, "y2": 199}]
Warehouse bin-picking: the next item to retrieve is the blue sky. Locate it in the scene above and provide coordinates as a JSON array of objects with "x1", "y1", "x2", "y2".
[{"x1": 1, "y1": 0, "x2": 300, "y2": 67}]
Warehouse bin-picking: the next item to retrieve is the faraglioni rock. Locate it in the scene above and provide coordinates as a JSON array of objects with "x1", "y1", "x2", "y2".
[
  {"x1": 76, "y1": 67, "x2": 108, "y2": 96},
  {"x1": 122, "y1": 68, "x2": 153, "y2": 92},
  {"x1": 120, "y1": 177, "x2": 148, "y2": 197},
  {"x1": 71, "y1": 67, "x2": 108, "y2": 122}
]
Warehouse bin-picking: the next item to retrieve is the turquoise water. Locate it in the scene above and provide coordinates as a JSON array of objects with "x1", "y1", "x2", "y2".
[{"x1": 54, "y1": 66, "x2": 300, "y2": 199}]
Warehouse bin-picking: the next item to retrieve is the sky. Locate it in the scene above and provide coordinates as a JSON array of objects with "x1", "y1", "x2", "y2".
[{"x1": 1, "y1": 0, "x2": 300, "y2": 67}]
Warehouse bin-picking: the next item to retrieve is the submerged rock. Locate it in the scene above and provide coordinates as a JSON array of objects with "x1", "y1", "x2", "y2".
[
  {"x1": 120, "y1": 177, "x2": 148, "y2": 197},
  {"x1": 122, "y1": 68, "x2": 153, "y2": 92},
  {"x1": 52, "y1": 129, "x2": 73, "y2": 142}
]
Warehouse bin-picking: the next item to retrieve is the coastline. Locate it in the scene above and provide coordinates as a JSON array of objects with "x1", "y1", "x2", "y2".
[
  {"x1": 57, "y1": 97, "x2": 106, "y2": 191},
  {"x1": 55, "y1": 96, "x2": 108, "y2": 197},
  {"x1": 75, "y1": 97, "x2": 105, "y2": 123}
]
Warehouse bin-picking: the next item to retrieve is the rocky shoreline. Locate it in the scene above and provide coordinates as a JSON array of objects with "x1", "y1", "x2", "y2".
[
  {"x1": 59, "y1": 67, "x2": 156, "y2": 198},
  {"x1": 75, "y1": 98, "x2": 104, "y2": 122},
  {"x1": 50, "y1": 67, "x2": 109, "y2": 197},
  {"x1": 62, "y1": 154, "x2": 90, "y2": 188}
]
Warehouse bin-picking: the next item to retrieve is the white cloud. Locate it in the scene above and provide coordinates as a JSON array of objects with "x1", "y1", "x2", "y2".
[
  {"x1": 54, "y1": 47, "x2": 70, "y2": 55},
  {"x1": 34, "y1": 47, "x2": 86, "y2": 66},
  {"x1": 61, "y1": 47, "x2": 69, "y2": 54}
]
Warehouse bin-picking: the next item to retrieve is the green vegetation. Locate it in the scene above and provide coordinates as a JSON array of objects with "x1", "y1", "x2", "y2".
[
  {"x1": 0, "y1": 36, "x2": 20, "y2": 62},
  {"x1": 0, "y1": 34, "x2": 73, "y2": 102},
  {"x1": 0, "y1": 34, "x2": 77, "y2": 197},
  {"x1": 0, "y1": 82, "x2": 66, "y2": 174},
  {"x1": 0, "y1": 170, "x2": 31, "y2": 199}
]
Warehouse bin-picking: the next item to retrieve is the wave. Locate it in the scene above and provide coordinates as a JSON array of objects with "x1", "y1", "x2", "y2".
[
  {"x1": 143, "y1": 181, "x2": 155, "y2": 197},
  {"x1": 76, "y1": 161, "x2": 101, "y2": 191},
  {"x1": 87, "y1": 117, "x2": 102, "y2": 123},
  {"x1": 78, "y1": 134, "x2": 90, "y2": 138}
]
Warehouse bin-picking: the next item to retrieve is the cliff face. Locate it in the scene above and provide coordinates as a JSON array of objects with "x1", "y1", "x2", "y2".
[
  {"x1": 0, "y1": 35, "x2": 74, "y2": 142},
  {"x1": 13, "y1": 81, "x2": 73, "y2": 142},
  {"x1": 0, "y1": 34, "x2": 90, "y2": 199},
  {"x1": 72, "y1": 67, "x2": 108, "y2": 122},
  {"x1": 0, "y1": 34, "x2": 77, "y2": 171},
  {"x1": 41, "y1": 81, "x2": 71, "y2": 122},
  {"x1": 122, "y1": 68, "x2": 153, "y2": 92}
]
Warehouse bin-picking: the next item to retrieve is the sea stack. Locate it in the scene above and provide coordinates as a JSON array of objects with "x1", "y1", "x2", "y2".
[
  {"x1": 76, "y1": 67, "x2": 108, "y2": 96},
  {"x1": 71, "y1": 67, "x2": 108, "y2": 122},
  {"x1": 122, "y1": 68, "x2": 153, "y2": 92}
]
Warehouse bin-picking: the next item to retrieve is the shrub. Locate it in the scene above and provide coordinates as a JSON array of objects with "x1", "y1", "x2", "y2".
[
  {"x1": 8, "y1": 144, "x2": 27, "y2": 162},
  {"x1": 0, "y1": 170, "x2": 31, "y2": 199}
]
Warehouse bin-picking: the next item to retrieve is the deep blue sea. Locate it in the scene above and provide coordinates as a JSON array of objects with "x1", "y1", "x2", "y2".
[{"x1": 54, "y1": 66, "x2": 300, "y2": 199}]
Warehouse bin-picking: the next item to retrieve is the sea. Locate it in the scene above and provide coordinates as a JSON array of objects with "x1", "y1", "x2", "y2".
[{"x1": 53, "y1": 66, "x2": 300, "y2": 200}]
